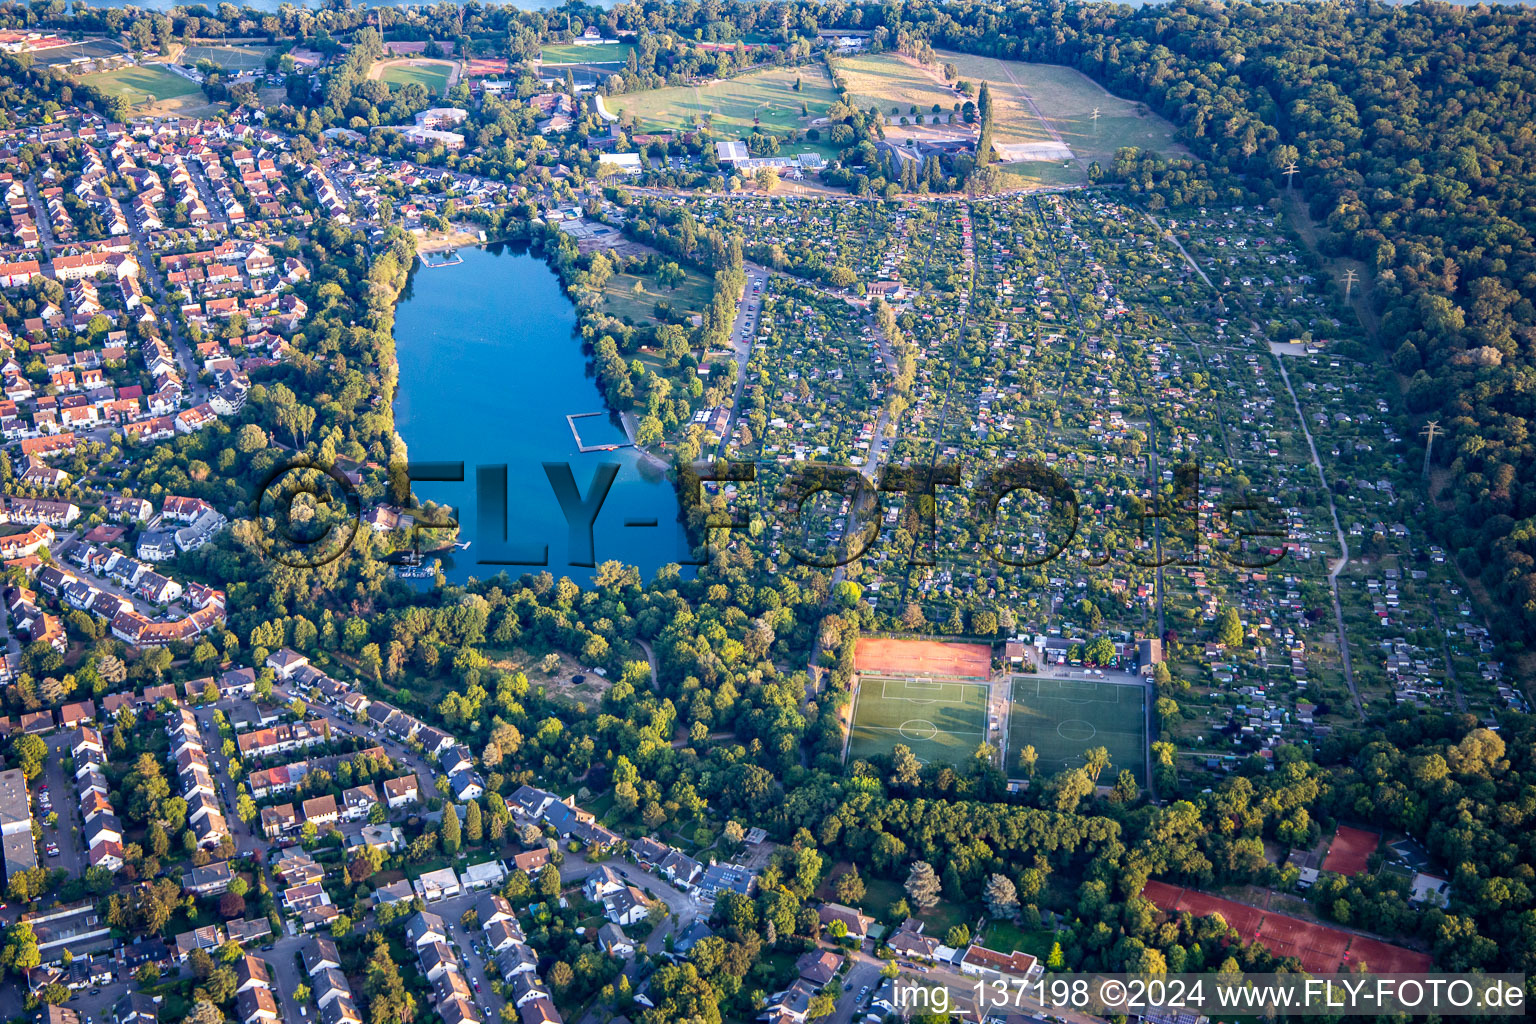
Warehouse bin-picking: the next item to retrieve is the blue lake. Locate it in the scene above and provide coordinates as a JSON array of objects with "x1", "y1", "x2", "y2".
[{"x1": 391, "y1": 243, "x2": 690, "y2": 584}]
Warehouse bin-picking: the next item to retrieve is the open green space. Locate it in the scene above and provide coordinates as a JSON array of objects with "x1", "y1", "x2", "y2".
[
  {"x1": 982, "y1": 920, "x2": 1056, "y2": 957},
  {"x1": 939, "y1": 49, "x2": 1183, "y2": 162},
  {"x1": 78, "y1": 64, "x2": 200, "y2": 105},
  {"x1": 848, "y1": 675, "x2": 990, "y2": 766},
  {"x1": 831, "y1": 51, "x2": 960, "y2": 117},
  {"x1": 182, "y1": 43, "x2": 275, "y2": 71},
  {"x1": 1007, "y1": 675, "x2": 1147, "y2": 783},
  {"x1": 379, "y1": 60, "x2": 454, "y2": 94},
  {"x1": 602, "y1": 268, "x2": 714, "y2": 325},
  {"x1": 609, "y1": 64, "x2": 838, "y2": 135},
  {"x1": 540, "y1": 42, "x2": 637, "y2": 65}
]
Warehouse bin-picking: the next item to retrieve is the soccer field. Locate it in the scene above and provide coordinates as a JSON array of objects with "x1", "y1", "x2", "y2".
[
  {"x1": 181, "y1": 44, "x2": 275, "y2": 72},
  {"x1": 540, "y1": 42, "x2": 636, "y2": 65},
  {"x1": 848, "y1": 675, "x2": 990, "y2": 766},
  {"x1": 1007, "y1": 675, "x2": 1147, "y2": 783},
  {"x1": 378, "y1": 60, "x2": 455, "y2": 95},
  {"x1": 80, "y1": 65, "x2": 200, "y2": 105}
]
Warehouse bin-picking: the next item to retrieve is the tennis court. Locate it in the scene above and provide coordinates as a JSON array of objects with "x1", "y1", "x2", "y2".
[
  {"x1": 1321, "y1": 826, "x2": 1379, "y2": 877},
  {"x1": 1142, "y1": 881, "x2": 1431, "y2": 973},
  {"x1": 1007, "y1": 675, "x2": 1146, "y2": 783},
  {"x1": 853, "y1": 636, "x2": 992, "y2": 679},
  {"x1": 848, "y1": 674, "x2": 990, "y2": 766}
]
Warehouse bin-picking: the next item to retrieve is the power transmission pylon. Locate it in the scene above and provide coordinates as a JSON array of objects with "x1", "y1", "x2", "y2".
[
  {"x1": 1420, "y1": 420, "x2": 1440, "y2": 479},
  {"x1": 1343, "y1": 268, "x2": 1359, "y2": 300},
  {"x1": 1283, "y1": 160, "x2": 1298, "y2": 188}
]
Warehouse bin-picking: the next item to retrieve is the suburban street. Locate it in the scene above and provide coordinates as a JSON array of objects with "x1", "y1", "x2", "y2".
[
  {"x1": 827, "y1": 951, "x2": 883, "y2": 1024},
  {"x1": 268, "y1": 680, "x2": 439, "y2": 799},
  {"x1": 24, "y1": 173, "x2": 58, "y2": 248},
  {"x1": 38, "y1": 731, "x2": 84, "y2": 879},
  {"x1": 128, "y1": 228, "x2": 208, "y2": 402}
]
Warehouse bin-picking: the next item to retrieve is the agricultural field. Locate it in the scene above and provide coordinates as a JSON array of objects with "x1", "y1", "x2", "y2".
[
  {"x1": 376, "y1": 59, "x2": 456, "y2": 95},
  {"x1": 1006, "y1": 675, "x2": 1147, "y2": 783},
  {"x1": 540, "y1": 41, "x2": 637, "y2": 65},
  {"x1": 181, "y1": 43, "x2": 275, "y2": 71},
  {"x1": 609, "y1": 64, "x2": 839, "y2": 135},
  {"x1": 848, "y1": 675, "x2": 991, "y2": 765},
  {"x1": 77, "y1": 63, "x2": 204, "y2": 113}
]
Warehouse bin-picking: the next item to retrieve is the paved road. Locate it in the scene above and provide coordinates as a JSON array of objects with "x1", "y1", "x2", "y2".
[
  {"x1": 269, "y1": 683, "x2": 439, "y2": 801},
  {"x1": 715, "y1": 261, "x2": 770, "y2": 456},
  {"x1": 554, "y1": 857, "x2": 701, "y2": 938},
  {"x1": 24, "y1": 173, "x2": 58, "y2": 249},
  {"x1": 128, "y1": 214, "x2": 207, "y2": 403},
  {"x1": 193, "y1": 704, "x2": 265, "y2": 857},
  {"x1": 431, "y1": 890, "x2": 507, "y2": 1020},
  {"x1": 39, "y1": 732, "x2": 84, "y2": 877},
  {"x1": 828, "y1": 951, "x2": 883, "y2": 1024},
  {"x1": 635, "y1": 638, "x2": 659, "y2": 691},
  {"x1": 186, "y1": 161, "x2": 233, "y2": 230},
  {"x1": 53, "y1": 532, "x2": 178, "y2": 620}
]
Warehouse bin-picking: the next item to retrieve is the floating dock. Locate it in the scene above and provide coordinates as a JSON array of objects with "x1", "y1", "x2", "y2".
[
  {"x1": 567, "y1": 412, "x2": 632, "y2": 453},
  {"x1": 420, "y1": 249, "x2": 464, "y2": 268}
]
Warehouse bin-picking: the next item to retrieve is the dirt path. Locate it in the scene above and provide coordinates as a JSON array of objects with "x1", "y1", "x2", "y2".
[
  {"x1": 1274, "y1": 354, "x2": 1363, "y2": 719},
  {"x1": 1280, "y1": 189, "x2": 1536, "y2": 701},
  {"x1": 1284, "y1": 191, "x2": 1382, "y2": 342},
  {"x1": 1151, "y1": 202, "x2": 1363, "y2": 718}
]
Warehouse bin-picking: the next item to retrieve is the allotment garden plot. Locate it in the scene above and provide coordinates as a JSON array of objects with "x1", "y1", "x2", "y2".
[
  {"x1": 849, "y1": 674, "x2": 990, "y2": 765},
  {"x1": 1007, "y1": 675, "x2": 1146, "y2": 783}
]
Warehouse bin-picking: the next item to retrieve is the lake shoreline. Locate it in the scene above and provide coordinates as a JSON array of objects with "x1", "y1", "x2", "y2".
[{"x1": 390, "y1": 244, "x2": 688, "y2": 582}]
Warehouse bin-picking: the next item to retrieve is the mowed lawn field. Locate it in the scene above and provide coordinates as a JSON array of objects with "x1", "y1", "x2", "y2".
[
  {"x1": 378, "y1": 60, "x2": 455, "y2": 95},
  {"x1": 938, "y1": 49, "x2": 1184, "y2": 165},
  {"x1": 540, "y1": 42, "x2": 636, "y2": 65},
  {"x1": 79, "y1": 64, "x2": 200, "y2": 106},
  {"x1": 848, "y1": 675, "x2": 990, "y2": 766},
  {"x1": 1007, "y1": 675, "x2": 1147, "y2": 783},
  {"x1": 610, "y1": 64, "x2": 838, "y2": 135},
  {"x1": 181, "y1": 43, "x2": 275, "y2": 71},
  {"x1": 602, "y1": 268, "x2": 714, "y2": 324},
  {"x1": 832, "y1": 51, "x2": 959, "y2": 117}
]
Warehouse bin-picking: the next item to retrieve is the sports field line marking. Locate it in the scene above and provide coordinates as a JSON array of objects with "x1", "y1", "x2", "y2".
[
  {"x1": 855, "y1": 724, "x2": 987, "y2": 739},
  {"x1": 877, "y1": 679, "x2": 979, "y2": 706}
]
